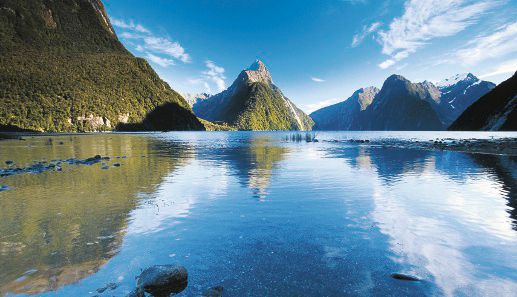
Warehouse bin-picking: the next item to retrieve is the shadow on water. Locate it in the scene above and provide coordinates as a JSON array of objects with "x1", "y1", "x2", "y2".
[
  {"x1": 469, "y1": 154, "x2": 517, "y2": 230},
  {"x1": 0, "y1": 135, "x2": 191, "y2": 295}
]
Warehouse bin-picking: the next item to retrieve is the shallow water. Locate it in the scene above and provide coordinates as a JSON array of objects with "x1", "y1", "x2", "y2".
[{"x1": 0, "y1": 132, "x2": 516, "y2": 297}]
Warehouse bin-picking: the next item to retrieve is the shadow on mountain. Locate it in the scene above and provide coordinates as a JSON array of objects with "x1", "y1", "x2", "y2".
[
  {"x1": 116, "y1": 102, "x2": 205, "y2": 132},
  {"x1": 0, "y1": 124, "x2": 39, "y2": 133},
  {"x1": 0, "y1": 134, "x2": 191, "y2": 295}
]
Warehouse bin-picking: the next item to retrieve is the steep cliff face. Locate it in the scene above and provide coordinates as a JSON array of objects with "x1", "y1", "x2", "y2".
[
  {"x1": 450, "y1": 72, "x2": 517, "y2": 131},
  {"x1": 193, "y1": 60, "x2": 313, "y2": 131},
  {"x1": 0, "y1": 0, "x2": 203, "y2": 132}
]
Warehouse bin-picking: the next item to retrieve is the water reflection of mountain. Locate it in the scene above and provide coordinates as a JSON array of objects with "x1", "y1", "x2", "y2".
[
  {"x1": 329, "y1": 146, "x2": 430, "y2": 182},
  {"x1": 197, "y1": 137, "x2": 288, "y2": 200},
  {"x1": 469, "y1": 154, "x2": 517, "y2": 230},
  {"x1": 0, "y1": 135, "x2": 189, "y2": 295},
  {"x1": 327, "y1": 144, "x2": 517, "y2": 296}
]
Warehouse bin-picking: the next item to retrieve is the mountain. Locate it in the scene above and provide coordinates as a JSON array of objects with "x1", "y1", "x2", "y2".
[
  {"x1": 449, "y1": 72, "x2": 517, "y2": 131},
  {"x1": 357, "y1": 75, "x2": 444, "y2": 131},
  {"x1": 310, "y1": 87, "x2": 379, "y2": 130},
  {"x1": 193, "y1": 60, "x2": 314, "y2": 130},
  {"x1": 432, "y1": 73, "x2": 495, "y2": 126},
  {"x1": 0, "y1": 0, "x2": 203, "y2": 132},
  {"x1": 183, "y1": 92, "x2": 211, "y2": 107}
]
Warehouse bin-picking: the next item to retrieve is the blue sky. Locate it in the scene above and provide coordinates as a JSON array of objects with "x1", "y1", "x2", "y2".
[{"x1": 104, "y1": 0, "x2": 517, "y2": 113}]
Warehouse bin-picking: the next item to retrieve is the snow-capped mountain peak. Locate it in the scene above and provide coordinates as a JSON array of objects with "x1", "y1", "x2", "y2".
[{"x1": 435, "y1": 73, "x2": 478, "y2": 89}]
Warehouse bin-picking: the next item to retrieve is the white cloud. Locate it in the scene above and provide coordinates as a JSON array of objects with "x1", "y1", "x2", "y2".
[
  {"x1": 377, "y1": 0, "x2": 496, "y2": 69},
  {"x1": 352, "y1": 22, "x2": 381, "y2": 47},
  {"x1": 378, "y1": 59, "x2": 395, "y2": 69},
  {"x1": 302, "y1": 98, "x2": 342, "y2": 114},
  {"x1": 189, "y1": 60, "x2": 227, "y2": 93},
  {"x1": 146, "y1": 53, "x2": 175, "y2": 68},
  {"x1": 111, "y1": 18, "x2": 150, "y2": 33},
  {"x1": 455, "y1": 22, "x2": 517, "y2": 65},
  {"x1": 112, "y1": 17, "x2": 190, "y2": 67},
  {"x1": 142, "y1": 36, "x2": 191, "y2": 63},
  {"x1": 203, "y1": 60, "x2": 226, "y2": 92},
  {"x1": 480, "y1": 59, "x2": 517, "y2": 79},
  {"x1": 311, "y1": 77, "x2": 325, "y2": 83},
  {"x1": 188, "y1": 78, "x2": 212, "y2": 93}
]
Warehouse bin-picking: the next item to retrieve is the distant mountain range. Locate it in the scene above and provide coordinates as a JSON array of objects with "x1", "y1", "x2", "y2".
[
  {"x1": 0, "y1": 0, "x2": 203, "y2": 132},
  {"x1": 193, "y1": 60, "x2": 313, "y2": 130},
  {"x1": 450, "y1": 72, "x2": 516, "y2": 131},
  {"x1": 183, "y1": 93, "x2": 211, "y2": 107},
  {"x1": 311, "y1": 73, "x2": 499, "y2": 131}
]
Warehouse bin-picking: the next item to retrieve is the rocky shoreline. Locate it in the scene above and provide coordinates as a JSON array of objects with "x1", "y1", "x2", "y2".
[{"x1": 326, "y1": 137, "x2": 517, "y2": 156}]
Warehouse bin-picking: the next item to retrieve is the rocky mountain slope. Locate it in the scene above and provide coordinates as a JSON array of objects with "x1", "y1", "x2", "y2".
[
  {"x1": 0, "y1": 0, "x2": 203, "y2": 132},
  {"x1": 449, "y1": 72, "x2": 516, "y2": 131},
  {"x1": 193, "y1": 60, "x2": 313, "y2": 130},
  {"x1": 357, "y1": 75, "x2": 443, "y2": 131},
  {"x1": 432, "y1": 73, "x2": 495, "y2": 126},
  {"x1": 310, "y1": 87, "x2": 379, "y2": 130}
]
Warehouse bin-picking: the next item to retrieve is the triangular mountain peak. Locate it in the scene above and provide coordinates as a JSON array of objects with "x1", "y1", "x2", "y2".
[{"x1": 243, "y1": 60, "x2": 273, "y2": 84}]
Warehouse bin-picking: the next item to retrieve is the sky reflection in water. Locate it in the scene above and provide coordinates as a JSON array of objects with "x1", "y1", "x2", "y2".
[{"x1": 0, "y1": 132, "x2": 515, "y2": 297}]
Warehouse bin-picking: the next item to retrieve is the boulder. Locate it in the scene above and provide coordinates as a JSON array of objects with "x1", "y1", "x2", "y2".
[
  {"x1": 391, "y1": 273, "x2": 420, "y2": 281},
  {"x1": 203, "y1": 285, "x2": 224, "y2": 297},
  {"x1": 134, "y1": 265, "x2": 188, "y2": 297}
]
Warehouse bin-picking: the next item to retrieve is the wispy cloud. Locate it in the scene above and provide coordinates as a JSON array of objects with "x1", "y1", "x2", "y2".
[
  {"x1": 455, "y1": 22, "x2": 517, "y2": 65},
  {"x1": 112, "y1": 17, "x2": 190, "y2": 67},
  {"x1": 302, "y1": 98, "x2": 342, "y2": 114},
  {"x1": 111, "y1": 18, "x2": 150, "y2": 33},
  {"x1": 203, "y1": 60, "x2": 226, "y2": 92},
  {"x1": 188, "y1": 78, "x2": 211, "y2": 93},
  {"x1": 311, "y1": 77, "x2": 325, "y2": 83},
  {"x1": 352, "y1": 22, "x2": 381, "y2": 47},
  {"x1": 189, "y1": 60, "x2": 227, "y2": 93},
  {"x1": 146, "y1": 53, "x2": 175, "y2": 67},
  {"x1": 377, "y1": 0, "x2": 497, "y2": 69},
  {"x1": 479, "y1": 59, "x2": 517, "y2": 79}
]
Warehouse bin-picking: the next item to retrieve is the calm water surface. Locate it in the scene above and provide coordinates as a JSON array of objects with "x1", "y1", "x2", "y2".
[{"x1": 0, "y1": 132, "x2": 516, "y2": 297}]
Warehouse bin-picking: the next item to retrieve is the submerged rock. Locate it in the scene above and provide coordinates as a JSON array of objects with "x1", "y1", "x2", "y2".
[
  {"x1": 203, "y1": 285, "x2": 224, "y2": 297},
  {"x1": 5, "y1": 160, "x2": 14, "y2": 166},
  {"x1": 131, "y1": 265, "x2": 188, "y2": 297},
  {"x1": 96, "y1": 282, "x2": 118, "y2": 293},
  {"x1": 391, "y1": 273, "x2": 420, "y2": 281},
  {"x1": 0, "y1": 185, "x2": 9, "y2": 192}
]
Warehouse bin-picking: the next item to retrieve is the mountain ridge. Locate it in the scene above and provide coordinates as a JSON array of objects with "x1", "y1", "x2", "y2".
[{"x1": 311, "y1": 73, "x2": 496, "y2": 131}]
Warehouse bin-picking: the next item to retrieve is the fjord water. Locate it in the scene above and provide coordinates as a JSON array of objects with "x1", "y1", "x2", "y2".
[{"x1": 0, "y1": 132, "x2": 516, "y2": 297}]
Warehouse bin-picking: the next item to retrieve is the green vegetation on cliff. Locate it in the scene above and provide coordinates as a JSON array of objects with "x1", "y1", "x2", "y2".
[
  {"x1": 193, "y1": 60, "x2": 314, "y2": 131},
  {"x1": 231, "y1": 82, "x2": 314, "y2": 131},
  {"x1": 0, "y1": 0, "x2": 203, "y2": 132}
]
